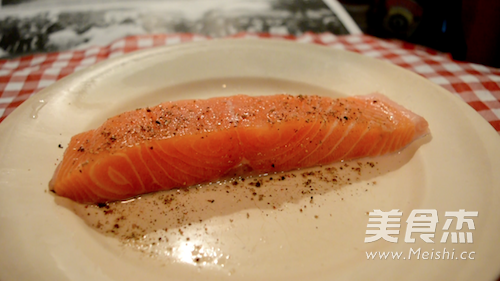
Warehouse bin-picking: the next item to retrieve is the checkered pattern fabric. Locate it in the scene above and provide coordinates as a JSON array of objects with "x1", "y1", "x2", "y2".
[{"x1": 1, "y1": 32, "x2": 499, "y2": 133}]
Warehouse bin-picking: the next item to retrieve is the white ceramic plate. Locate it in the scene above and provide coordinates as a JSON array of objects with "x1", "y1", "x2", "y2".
[{"x1": 1, "y1": 39, "x2": 499, "y2": 281}]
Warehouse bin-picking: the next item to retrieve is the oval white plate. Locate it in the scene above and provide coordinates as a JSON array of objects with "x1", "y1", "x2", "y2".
[{"x1": 0, "y1": 39, "x2": 499, "y2": 281}]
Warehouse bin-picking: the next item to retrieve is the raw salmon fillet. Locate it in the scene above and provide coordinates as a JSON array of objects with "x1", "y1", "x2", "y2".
[{"x1": 50, "y1": 94, "x2": 429, "y2": 203}]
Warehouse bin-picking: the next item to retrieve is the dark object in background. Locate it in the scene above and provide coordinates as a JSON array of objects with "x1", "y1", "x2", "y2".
[
  {"x1": 341, "y1": 0, "x2": 500, "y2": 67},
  {"x1": 367, "y1": 0, "x2": 467, "y2": 61},
  {"x1": 461, "y1": 0, "x2": 500, "y2": 68}
]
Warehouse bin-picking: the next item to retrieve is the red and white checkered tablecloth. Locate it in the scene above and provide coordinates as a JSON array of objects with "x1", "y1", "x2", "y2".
[{"x1": 1, "y1": 33, "x2": 499, "y2": 134}]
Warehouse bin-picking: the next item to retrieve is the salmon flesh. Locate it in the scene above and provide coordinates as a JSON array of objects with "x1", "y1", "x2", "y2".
[{"x1": 50, "y1": 94, "x2": 429, "y2": 203}]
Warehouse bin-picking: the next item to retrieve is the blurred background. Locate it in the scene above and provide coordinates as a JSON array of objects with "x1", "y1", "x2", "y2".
[
  {"x1": 1, "y1": 0, "x2": 499, "y2": 68},
  {"x1": 340, "y1": 0, "x2": 500, "y2": 68}
]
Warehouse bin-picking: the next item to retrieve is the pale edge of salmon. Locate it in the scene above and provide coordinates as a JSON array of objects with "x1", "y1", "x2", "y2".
[{"x1": 360, "y1": 93, "x2": 429, "y2": 139}]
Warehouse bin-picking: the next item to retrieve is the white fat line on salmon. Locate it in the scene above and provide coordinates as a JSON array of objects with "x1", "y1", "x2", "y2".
[
  {"x1": 150, "y1": 142, "x2": 206, "y2": 185},
  {"x1": 229, "y1": 99, "x2": 246, "y2": 158},
  {"x1": 119, "y1": 152, "x2": 147, "y2": 193},
  {"x1": 143, "y1": 142, "x2": 185, "y2": 186},
  {"x1": 375, "y1": 103, "x2": 393, "y2": 123},
  {"x1": 337, "y1": 124, "x2": 371, "y2": 160},
  {"x1": 366, "y1": 120, "x2": 387, "y2": 156},
  {"x1": 315, "y1": 102, "x2": 356, "y2": 162},
  {"x1": 137, "y1": 144, "x2": 163, "y2": 191},
  {"x1": 71, "y1": 171, "x2": 97, "y2": 200},
  {"x1": 395, "y1": 124, "x2": 415, "y2": 152},
  {"x1": 379, "y1": 127, "x2": 400, "y2": 156},
  {"x1": 296, "y1": 101, "x2": 336, "y2": 164},
  {"x1": 270, "y1": 117, "x2": 320, "y2": 161},
  {"x1": 281, "y1": 98, "x2": 336, "y2": 161},
  {"x1": 297, "y1": 119, "x2": 339, "y2": 164},
  {"x1": 69, "y1": 166, "x2": 98, "y2": 200},
  {"x1": 317, "y1": 121, "x2": 356, "y2": 163},
  {"x1": 225, "y1": 99, "x2": 238, "y2": 125},
  {"x1": 90, "y1": 154, "x2": 142, "y2": 198},
  {"x1": 390, "y1": 126, "x2": 409, "y2": 153}
]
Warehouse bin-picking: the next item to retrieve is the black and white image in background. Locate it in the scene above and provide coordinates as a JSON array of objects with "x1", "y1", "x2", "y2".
[{"x1": 0, "y1": 0, "x2": 359, "y2": 59}]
